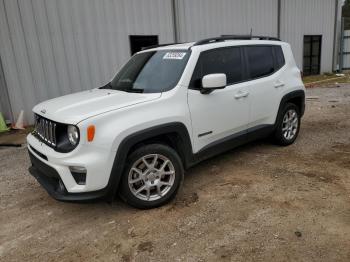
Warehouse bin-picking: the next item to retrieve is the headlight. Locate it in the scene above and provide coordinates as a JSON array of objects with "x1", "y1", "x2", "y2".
[{"x1": 67, "y1": 125, "x2": 79, "y2": 146}]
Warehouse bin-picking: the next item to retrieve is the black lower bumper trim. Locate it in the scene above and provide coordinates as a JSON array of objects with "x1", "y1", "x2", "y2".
[{"x1": 28, "y1": 149, "x2": 108, "y2": 202}]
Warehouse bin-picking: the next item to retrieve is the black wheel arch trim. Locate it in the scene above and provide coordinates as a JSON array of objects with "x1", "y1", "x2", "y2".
[
  {"x1": 105, "y1": 122, "x2": 193, "y2": 200},
  {"x1": 277, "y1": 90, "x2": 305, "y2": 121}
]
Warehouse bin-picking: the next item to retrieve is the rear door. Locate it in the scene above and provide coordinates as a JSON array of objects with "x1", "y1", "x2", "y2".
[
  {"x1": 187, "y1": 46, "x2": 250, "y2": 152},
  {"x1": 243, "y1": 45, "x2": 285, "y2": 128}
]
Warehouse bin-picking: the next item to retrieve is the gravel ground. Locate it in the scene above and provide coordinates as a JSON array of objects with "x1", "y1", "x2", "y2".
[{"x1": 1, "y1": 85, "x2": 350, "y2": 262}]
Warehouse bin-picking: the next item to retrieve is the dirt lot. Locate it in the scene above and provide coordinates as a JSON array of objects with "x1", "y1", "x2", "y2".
[{"x1": 1, "y1": 85, "x2": 350, "y2": 262}]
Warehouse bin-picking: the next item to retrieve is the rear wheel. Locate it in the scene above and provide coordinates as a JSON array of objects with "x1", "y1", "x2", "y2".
[
  {"x1": 119, "y1": 144, "x2": 184, "y2": 209},
  {"x1": 274, "y1": 103, "x2": 300, "y2": 146}
]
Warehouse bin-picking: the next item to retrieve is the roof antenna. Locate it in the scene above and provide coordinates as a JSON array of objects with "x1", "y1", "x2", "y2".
[{"x1": 250, "y1": 28, "x2": 253, "y2": 38}]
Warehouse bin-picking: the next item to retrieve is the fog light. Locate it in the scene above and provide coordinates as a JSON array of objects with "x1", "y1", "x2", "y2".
[{"x1": 69, "y1": 166, "x2": 87, "y2": 185}]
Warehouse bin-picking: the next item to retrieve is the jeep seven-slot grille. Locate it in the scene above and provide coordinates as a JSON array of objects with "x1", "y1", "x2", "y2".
[{"x1": 34, "y1": 115, "x2": 57, "y2": 147}]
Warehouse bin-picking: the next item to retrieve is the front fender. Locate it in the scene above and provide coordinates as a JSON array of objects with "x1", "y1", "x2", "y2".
[{"x1": 104, "y1": 122, "x2": 193, "y2": 200}]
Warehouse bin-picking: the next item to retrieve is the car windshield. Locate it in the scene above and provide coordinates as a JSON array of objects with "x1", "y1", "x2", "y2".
[{"x1": 104, "y1": 50, "x2": 190, "y2": 93}]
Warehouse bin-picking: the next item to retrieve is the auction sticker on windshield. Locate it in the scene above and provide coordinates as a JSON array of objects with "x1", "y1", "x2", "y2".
[{"x1": 163, "y1": 52, "x2": 187, "y2": 60}]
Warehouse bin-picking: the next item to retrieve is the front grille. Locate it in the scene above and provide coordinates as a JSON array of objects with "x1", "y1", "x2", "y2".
[{"x1": 33, "y1": 115, "x2": 57, "y2": 147}]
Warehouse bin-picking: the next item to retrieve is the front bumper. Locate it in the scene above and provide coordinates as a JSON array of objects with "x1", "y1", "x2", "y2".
[
  {"x1": 28, "y1": 149, "x2": 108, "y2": 201},
  {"x1": 27, "y1": 132, "x2": 115, "y2": 189}
]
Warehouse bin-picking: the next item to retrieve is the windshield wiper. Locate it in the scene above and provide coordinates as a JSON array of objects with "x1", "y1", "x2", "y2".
[
  {"x1": 99, "y1": 82, "x2": 144, "y2": 93},
  {"x1": 124, "y1": 88, "x2": 144, "y2": 93},
  {"x1": 99, "y1": 82, "x2": 113, "y2": 89}
]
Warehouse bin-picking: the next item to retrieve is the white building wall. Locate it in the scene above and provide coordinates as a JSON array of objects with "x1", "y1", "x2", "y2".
[
  {"x1": 176, "y1": 0, "x2": 278, "y2": 42},
  {"x1": 280, "y1": 0, "x2": 336, "y2": 73},
  {"x1": 0, "y1": 57, "x2": 12, "y2": 122},
  {"x1": 0, "y1": 0, "x2": 175, "y2": 124},
  {"x1": 334, "y1": 0, "x2": 344, "y2": 70}
]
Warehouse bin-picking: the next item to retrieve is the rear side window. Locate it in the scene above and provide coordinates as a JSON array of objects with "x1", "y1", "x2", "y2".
[
  {"x1": 245, "y1": 46, "x2": 275, "y2": 79},
  {"x1": 190, "y1": 47, "x2": 243, "y2": 89},
  {"x1": 245, "y1": 45, "x2": 286, "y2": 80}
]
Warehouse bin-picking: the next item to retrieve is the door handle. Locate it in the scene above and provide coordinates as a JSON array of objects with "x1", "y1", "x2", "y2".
[
  {"x1": 234, "y1": 91, "x2": 249, "y2": 99},
  {"x1": 274, "y1": 81, "x2": 285, "y2": 88}
]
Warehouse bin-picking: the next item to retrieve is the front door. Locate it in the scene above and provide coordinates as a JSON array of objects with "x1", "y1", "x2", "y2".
[{"x1": 188, "y1": 47, "x2": 250, "y2": 153}]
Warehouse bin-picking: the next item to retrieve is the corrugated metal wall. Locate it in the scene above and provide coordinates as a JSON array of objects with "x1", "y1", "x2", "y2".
[
  {"x1": 280, "y1": 0, "x2": 336, "y2": 72},
  {"x1": 0, "y1": 57, "x2": 12, "y2": 122},
  {"x1": 0, "y1": 0, "x2": 339, "y2": 125},
  {"x1": 333, "y1": 0, "x2": 343, "y2": 70},
  {"x1": 176, "y1": 0, "x2": 278, "y2": 42},
  {"x1": 0, "y1": 0, "x2": 174, "y2": 124}
]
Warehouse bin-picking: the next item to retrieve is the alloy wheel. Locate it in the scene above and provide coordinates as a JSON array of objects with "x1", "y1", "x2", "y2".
[
  {"x1": 282, "y1": 109, "x2": 298, "y2": 140},
  {"x1": 128, "y1": 154, "x2": 176, "y2": 201}
]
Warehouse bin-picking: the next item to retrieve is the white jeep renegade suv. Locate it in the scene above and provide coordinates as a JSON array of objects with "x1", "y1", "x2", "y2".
[{"x1": 27, "y1": 36, "x2": 305, "y2": 209}]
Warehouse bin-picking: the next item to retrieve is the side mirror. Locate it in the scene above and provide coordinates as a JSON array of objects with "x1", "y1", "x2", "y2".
[{"x1": 201, "y1": 74, "x2": 227, "y2": 94}]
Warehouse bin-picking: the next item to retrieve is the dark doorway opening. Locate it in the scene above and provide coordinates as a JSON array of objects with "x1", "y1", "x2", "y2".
[
  {"x1": 129, "y1": 35, "x2": 159, "y2": 55},
  {"x1": 303, "y1": 35, "x2": 322, "y2": 76}
]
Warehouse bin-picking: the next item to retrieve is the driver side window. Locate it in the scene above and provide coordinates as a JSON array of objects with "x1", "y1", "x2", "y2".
[{"x1": 189, "y1": 47, "x2": 243, "y2": 89}]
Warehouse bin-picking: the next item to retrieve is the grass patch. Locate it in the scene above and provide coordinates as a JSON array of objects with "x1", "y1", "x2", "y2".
[
  {"x1": 303, "y1": 73, "x2": 350, "y2": 86},
  {"x1": 303, "y1": 73, "x2": 337, "y2": 84}
]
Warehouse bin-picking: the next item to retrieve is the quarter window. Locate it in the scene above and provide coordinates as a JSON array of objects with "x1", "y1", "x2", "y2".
[
  {"x1": 245, "y1": 46, "x2": 275, "y2": 79},
  {"x1": 190, "y1": 47, "x2": 243, "y2": 89},
  {"x1": 274, "y1": 46, "x2": 285, "y2": 70}
]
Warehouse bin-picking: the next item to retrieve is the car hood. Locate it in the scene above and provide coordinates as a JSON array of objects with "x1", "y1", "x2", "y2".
[{"x1": 33, "y1": 89, "x2": 162, "y2": 124}]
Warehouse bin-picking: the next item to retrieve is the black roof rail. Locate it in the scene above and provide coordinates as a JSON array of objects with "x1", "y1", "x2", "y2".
[
  {"x1": 221, "y1": 35, "x2": 281, "y2": 41},
  {"x1": 192, "y1": 35, "x2": 281, "y2": 46},
  {"x1": 141, "y1": 42, "x2": 183, "y2": 51}
]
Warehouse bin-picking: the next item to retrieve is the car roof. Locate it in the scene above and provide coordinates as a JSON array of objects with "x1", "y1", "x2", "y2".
[{"x1": 139, "y1": 36, "x2": 286, "y2": 53}]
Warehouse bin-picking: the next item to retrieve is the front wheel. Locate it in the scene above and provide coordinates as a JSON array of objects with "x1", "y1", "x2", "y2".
[
  {"x1": 119, "y1": 144, "x2": 184, "y2": 209},
  {"x1": 273, "y1": 103, "x2": 301, "y2": 146}
]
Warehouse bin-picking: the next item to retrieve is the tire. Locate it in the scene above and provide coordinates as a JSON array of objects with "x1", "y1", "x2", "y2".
[
  {"x1": 273, "y1": 103, "x2": 301, "y2": 146},
  {"x1": 119, "y1": 144, "x2": 184, "y2": 209}
]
